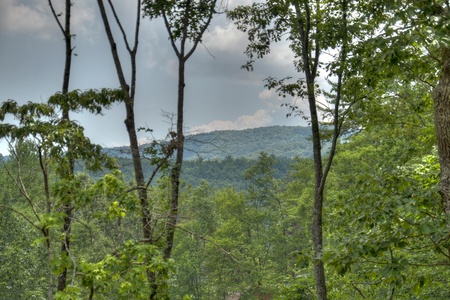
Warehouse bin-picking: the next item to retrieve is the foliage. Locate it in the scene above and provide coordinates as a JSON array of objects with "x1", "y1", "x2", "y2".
[
  {"x1": 0, "y1": 91, "x2": 120, "y2": 177},
  {"x1": 143, "y1": 0, "x2": 220, "y2": 47},
  {"x1": 79, "y1": 240, "x2": 172, "y2": 299},
  {"x1": 170, "y1": 152, "x2": 312, "y2": 299},
  {"x1": 3, "y1": 1, "x2": 450, "y2": 298},
  {"x1": 0, "y1": 89, "x2": 129, "y2": 298},
  {"x1": 0, "y1": 190, "x2": 48, "y2": 299},
  {"x1": 324, "y1": 100, "x2": 442, "y2": 299}
]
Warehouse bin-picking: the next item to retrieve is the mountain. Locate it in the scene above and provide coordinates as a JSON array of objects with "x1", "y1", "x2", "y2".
[
  {"x1": 85, "y1": 126, "x2": 320, "y2": 188},
  {"x1": 104, "y1": 125, "x2": 315, "y2": 160}
]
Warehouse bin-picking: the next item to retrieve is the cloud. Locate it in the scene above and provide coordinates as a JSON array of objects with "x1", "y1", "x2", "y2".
[
  {"x1": 203, "y1": 22, "x2": 248, "y2": 54},
  {"x1": 139, "y1": 2, "x2": 296, "y2": 89},
  {"x1": 190, "y1": 109, "x2": 273, "y2": 134},
  {"x1": 257, "y1": 84, "x2": 311, "y2": 120},
  {"x1": 0, "y1": 0, "x2": 96, "y2": 40},
  {"x1": 226, "y1": 0, "x2": 261, "y2": 9},
  {"x1": 259, "y1": 89, "x2": 273, "y2": 100},
  {"x1": 202, "y1": 3, "x2": 295, "y2": 69},
  {"x1": 71, "y1": 1, "x2": 97, "y2": 41},
  {"x1": 0, "y1": 0, "x2": 53, "y2": 38}
]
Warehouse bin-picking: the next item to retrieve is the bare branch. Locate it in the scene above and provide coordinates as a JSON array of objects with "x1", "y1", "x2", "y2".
[
  {"x1": 0, "y1": 205, "x2": 41, "y2": 230},
  {"x1": 162, "y1": 12, "x2": 181, "y2": 58},
  {"x1": 185, "y1": 0, "x2": 219, "y2": 60},
  {"x1": 3, "y1": 163, "x2": 42, "y2": 223},
  {"x1": 75, "y1": 219, "x2": 95, "y2": 243},
  {"x1": 350, "y1": 282, "x2": 366, "y2": 298},
  {"x1": 107, "y1": 0, "x2": 133, "y2": 53},
  {"x1": 167, "y1": 222, "x2": 239, "y2": 264},
  {"x1": 38, "y1": 146, "x2": 52, "y2": 213},
  {"x1": 48, "y1": 0, "x2": 66, "y2": 36}
]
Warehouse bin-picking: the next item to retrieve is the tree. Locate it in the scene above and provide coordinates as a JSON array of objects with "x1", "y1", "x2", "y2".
[
  {"x1": 94, "y1": 0, "x2": 150, "y2": 244},
  {"x1": 365, "y1": 0, "x2": 450, "y2": 236},
  {"x1": 47, "y1": 0, "x2": 76, "y2": 291},
  {"x1": 169, "y1": 181, "x2": 219, "y2": 299},
  {"x1": 325, "y1": 114, "x2": 445, "y2": 298},
  {"x1": 0, "y1": 144, "x2": 48, "y2": 299},
  {"x1": 142, "y1": 0, "x2": 221, "y2": 261},
  {"x1": 95, "y1": 1, "x2": 180, "y2": 297},
  {"x1": 0, "y1": 90, "x2": 121, "y2": 298},
  {"x1": 171, "y1": 153, "x2": 307, "y2": 299},
  {"x1": 228, "y1": 1, "x2": 354, "y2": 298}
]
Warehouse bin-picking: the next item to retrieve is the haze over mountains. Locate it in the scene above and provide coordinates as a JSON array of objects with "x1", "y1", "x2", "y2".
[{"x1": 104, "y1": 125, "x2": 315, "y2": 160}]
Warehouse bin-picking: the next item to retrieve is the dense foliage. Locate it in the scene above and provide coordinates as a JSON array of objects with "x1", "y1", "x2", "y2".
[
  {"x1": 2, "y1": 118, "x2": 446, "y2": 298},
  {"x1": 2, "y1": 0, "x2": 450, "y2": 299}
]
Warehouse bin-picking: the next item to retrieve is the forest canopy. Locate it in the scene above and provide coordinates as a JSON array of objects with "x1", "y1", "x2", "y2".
[{"x1": 1, "y1": 0, "x2": 449, "y2": 299}]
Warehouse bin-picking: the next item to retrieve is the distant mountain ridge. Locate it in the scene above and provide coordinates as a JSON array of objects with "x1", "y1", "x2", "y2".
[{"x1": 104, "y1": 126, "x2": 314, "y2": 160}]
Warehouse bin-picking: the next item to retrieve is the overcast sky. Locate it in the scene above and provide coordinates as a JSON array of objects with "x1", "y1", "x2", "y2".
[{"x1": 0, "y1": 0, "x2": 309, "y2": 155}]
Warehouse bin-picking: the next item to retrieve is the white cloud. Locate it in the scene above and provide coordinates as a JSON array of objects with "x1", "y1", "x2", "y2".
[
  {"x1": 259, "y1": 89, "x2": 273, "y2": 100},
  {"x1": 0, "y1": 0, "x2": 53, "y2": 38},
  {"x1": 226, "y1": 0, "x2": 262, "y2": 9},
  {"x1": 71, "y1": 0, "x2": 97, "y2": 41},
  {"x1": 203, "y1": 22, "x2": 248, "y2": 54},
  {"x1": 203, "y1": 2, "x2": 295, "y2": 69},
  {"x1": 190, "y1": 109, "x2": 273, "y2": 134},
  {"x1": 0, "y1": 0, "x2": 96, "y2": 40},
  {"x1": 258, "y1": 88, "x2": 283, "y2": 112},
  {"x1": 270, "y1": 41, "x2": 296, "y2": 68}
]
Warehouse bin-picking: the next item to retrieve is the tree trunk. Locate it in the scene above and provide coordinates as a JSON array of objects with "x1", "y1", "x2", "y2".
[
  {"x1": 433, "y1": 47, "x2": 450, "y2": 231},
  {"x1": 43, "y1": 228, "x2": 54, "y2": 300},
  {"x1": 52, "y1": 0, "x2": 74, "y2": 291},
  {"x1": 308, "y1": 87, "x2": 327, "y2": 300},
  {"x1": 95, "y1": 0, "x2": 151, "y2": 241},
  {"x1": 164, "y1": 58, "x2": 186, "y2": 260},
  {"x1": 96, "y1": 2, "x2": 158, "y2": 298},
  {"x1": 57, "y1": 208, "x2": 72, "y2": 291},
  {"x1": 124, "y1": 105, "x2": 152, "y2": 241},
  {"x1": 61, "y1": 0, "x2": 72, "y2": 119},
  {"x1": 294, "y1": 0, "x2": 328, "y2": 297}
]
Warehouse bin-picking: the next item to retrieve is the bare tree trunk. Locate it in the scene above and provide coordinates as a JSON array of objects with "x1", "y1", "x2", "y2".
[
  {"x1": 157, "y1": 0, "x2": 216, "y2": 262},
  {"x1": 61, "y1": 0, "x2": 72, "y2": 116},
  {"x1": 49, "y1": 0, "x2": 74, "y2": 292},
  {"x1": 433, "y1": 47, "x2": 450, "y2": 231},
  {"x1": 164, "y1": 58, "x2": 185, "y2": 260},
  {"x1": 95, "y1": 0, "x2": 150, "y2": 241},
  {"x1": 57, "y1": 209, "x2": 73, "y2": 291},
  {"x1": 44, "y1": 227, "x2": 54, "y2": 300},
  {"x1": 96, "y1": 2, "x2": 159, "y2": 298}
]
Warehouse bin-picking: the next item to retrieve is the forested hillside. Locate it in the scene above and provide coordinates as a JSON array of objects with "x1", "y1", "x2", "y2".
[
  {"x1": 2, "y1": 1, "x2": 450, "y2": 300},
  {"x1": 105, "y1": 126, "x2": 315, "y2": 160},
  {"x1": 98, "y1": 126, "x2": 312, "y2": 189}
]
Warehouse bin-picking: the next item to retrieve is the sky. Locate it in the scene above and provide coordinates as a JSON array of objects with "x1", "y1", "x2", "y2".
[{"x1": 0, "y1": 0, "x2": 309, "y2": 155}]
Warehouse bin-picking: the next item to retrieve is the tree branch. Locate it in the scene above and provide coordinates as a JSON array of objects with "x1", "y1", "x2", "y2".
[
  {"x1": 3, "y1": 162, "x2": 41, "y2": 223},
  {"x1": 0, "y1": 205, "x2": 41, "y2": 230},
  {"x1": 168, "y1": 222, "x2": 240, "y2": 264},
  {"x1": 48, "y1": 0, "x2": 66, "y2": 36},
  {"x1": 107, "y1": 0, "x2": 132, "y2": 53}
]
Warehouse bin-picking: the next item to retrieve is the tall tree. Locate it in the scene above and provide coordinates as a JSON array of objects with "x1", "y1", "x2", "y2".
[
  {"x1": 95, "y1": 1, "x2": 176, "y2": 297},
  {"x1": 352, "y1": 0, "x2": 450, "y2": 232},
  {"x1": 326, "y1": 97, "x2": 442, "y2": 298},
  {"x1": 48, "y1": 0, "x2": 75, "y2": 292},
  {"x1": 406, "y1": 1, "x2": 450, "y2": 232},
  {"x1": 95, "y1": 0, "x2": 150, "y2": 243},
  {"x1": 228, "y1": 0, "x2": 353, "y2": 298},
  {"x1": 142, "y1": 0, "x2": 220, "y2": 261}
]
